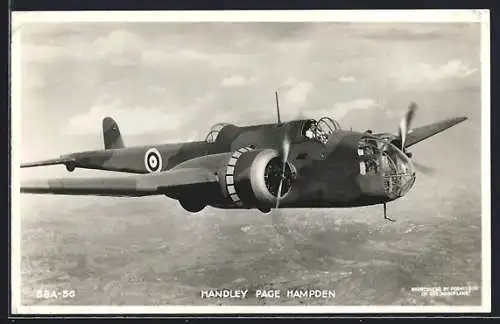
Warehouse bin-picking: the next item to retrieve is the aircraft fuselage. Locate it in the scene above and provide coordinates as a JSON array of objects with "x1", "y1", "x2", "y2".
[
  {"x1": 58, "y1": 123, "x2": 416, "y2": 210},
  {"x1": 20, "y1": 104, "x2": 468, "y2": 214}
]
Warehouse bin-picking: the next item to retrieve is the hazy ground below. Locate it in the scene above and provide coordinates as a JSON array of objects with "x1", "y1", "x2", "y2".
[{"x1": 18, "y1": 177, "x2": 482, "y2": 307}]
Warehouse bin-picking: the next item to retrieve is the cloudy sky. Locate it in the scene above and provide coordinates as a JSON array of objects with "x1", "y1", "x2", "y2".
[{"x1": 16, "y1": 22, "x2": 481, "y2": 182}]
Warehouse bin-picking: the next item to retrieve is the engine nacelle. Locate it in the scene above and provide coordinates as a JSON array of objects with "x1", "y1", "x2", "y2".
[
  {"x1": 377, "y1": 133, "x2": 412, "y2": 155},
  {"x1": 219, "y1": 146, "x2": 296, "y2": 208}
]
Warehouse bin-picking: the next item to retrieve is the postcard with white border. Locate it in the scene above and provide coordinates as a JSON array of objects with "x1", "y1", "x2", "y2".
[{"x1": 11, "y1": 9, "x2": 491, "y2": 314}]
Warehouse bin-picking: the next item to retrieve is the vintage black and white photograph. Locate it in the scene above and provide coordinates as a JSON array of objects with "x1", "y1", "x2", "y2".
[{"x1": 11, "y1": 10, "x2": 490, "y2": 314}]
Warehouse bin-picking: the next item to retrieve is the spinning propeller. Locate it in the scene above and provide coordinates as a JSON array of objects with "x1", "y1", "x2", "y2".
[
  {"x1": 270, "y1": 90, "x2": 294, "y2": 239},
  {"x1": 275, "y1": 132, "x2": 291, "y2": 209},
  {"x1": 273, "y1": 89, "x2": 293, "y2": 209},
  {"x1": 396, "y1": 102, "x2": 435, "y2": 175},
  {"x1": 398, "y1": 101, "x2": 417, "y2": 152},
  {"x1": 270, "y1": 130, "x2": 294, "y2": 243}
]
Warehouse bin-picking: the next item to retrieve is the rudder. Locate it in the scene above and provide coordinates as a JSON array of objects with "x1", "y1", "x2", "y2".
[{"x1": 102, "y1": 117, "x2": 125, "y2": 150}]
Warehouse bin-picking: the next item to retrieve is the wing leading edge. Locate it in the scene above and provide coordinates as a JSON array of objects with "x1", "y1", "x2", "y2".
[
  {"x1": 20, "y1": 168, "x2": 218, "y2": 197},
  {"x1": 21, "y1": 156, "x2": 75, "y2": 168},
  {"x1": 405, "y1": 117, "x2": 468, "y2": 148}
]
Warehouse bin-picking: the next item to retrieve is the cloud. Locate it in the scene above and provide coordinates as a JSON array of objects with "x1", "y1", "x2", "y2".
[
  {"x1": 332, "y1": 98, "x2": 382, "y2": 118},
  {"x1": 275, "y1": 39, "x2": 313, "y2": 55},
  {"x1": 298, "y1": 98, "x2": 382, "y2": 121},
  {"x1": 220, "y1": 75, "x2": 257, "y2": 87},
  {"x1": 91, "y1": 29, "x2": 145, "y2": 66},
  {"x1": 22, "y1": 44, "x2": 68, "y2": 63},
  {"x1": 61, "y1": 93, "x2": 215, "y2": 137},
  {"x1": 61, "y1": 99, "x2": 180, "y2": 136},
  {"x1": 147, "y1": 85, "x2": 166, "y2": 93},
  {"x1": 22, "y1": 30, "x2": 144, "y2": 65},
  {"x1": 92, "y1": 29, "x2": 142, "y2": 54},
  {"x1": 283, "y1": 77, "x2": 299, "y2": 87},
  {"x1": 349, "y1": 24, "x2": 478, "y2": 43},
  {"x1": 23, "y1": 28, "x2": 250, "y2": 68},
  {"x1": 392, "y1": 59, "x2": 478, "y2": 90},
  {"x1": 21, "y1": 23, "x2": 481, "y2": 155},
  {"x1": 141, "y1": 49, "x2": 253, "y2": 68},
  {"x1": 417, "y1": 60, "x2": 477, "y2": 81},
  {"x1": 282, "y1": 78, "x2": 314, "y2": 105},
  {"x1": 353, "y1": 25, "x2": 445, "y2": 42},
  {"x1": 338, "y1": 76, "x2": 356, "y2": 83}
]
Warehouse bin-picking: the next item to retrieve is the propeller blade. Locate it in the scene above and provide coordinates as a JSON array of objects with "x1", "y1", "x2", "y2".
[
  {"x1": 276, "y1": 181, "x2": 284, "y2": 209},
  {"x1": 271, "y1": 132, "x2": 293, "y2": 240},
  {"x1": 398, "y1": 101, "x2": 418, "y2": 150},
  {"x1": 281, "y1": 132, "x2": 291, "y2": 164},
  {"x1": 275, "y1": 132, "x2": 291, "y2": 209},
  {"x1": 413, "y1": 160, "x2": 435, "y2": 175}
]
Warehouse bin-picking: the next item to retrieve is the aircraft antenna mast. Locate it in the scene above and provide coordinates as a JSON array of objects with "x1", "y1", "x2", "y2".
[{"x1": 275, "y1": 90, "x2": 282, "y2": 125}]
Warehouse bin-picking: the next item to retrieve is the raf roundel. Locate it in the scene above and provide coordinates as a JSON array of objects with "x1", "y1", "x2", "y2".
[{"x1": 144, "y1": 148, "x2": 163, "y2": 173}]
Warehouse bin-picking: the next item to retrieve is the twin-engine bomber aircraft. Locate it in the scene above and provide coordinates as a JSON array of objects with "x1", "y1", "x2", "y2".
[{"x1": 20, "y1": 93, "x2": 467, "y2": 220}]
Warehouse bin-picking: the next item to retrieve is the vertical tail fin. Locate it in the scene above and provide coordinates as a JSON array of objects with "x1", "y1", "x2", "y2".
[{"x1": 102, "y1": 117, "x2": 125, "y2": 150}]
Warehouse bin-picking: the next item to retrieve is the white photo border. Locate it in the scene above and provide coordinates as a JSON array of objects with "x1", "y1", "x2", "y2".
[{"x1": 10, "y1": 9, "x2": 491, "y2": 315}]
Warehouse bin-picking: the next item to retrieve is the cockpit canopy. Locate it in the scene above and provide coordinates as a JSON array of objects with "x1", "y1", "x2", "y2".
[
  {"x1": 205, "y1": 123, "x2": 233, "y2": 143},
  {"x1": 302, "y1": 117, "x2": 342, "y2": 144},
  {"x1": 204, "y1": 117, "x2": 341, "y2": 145}
]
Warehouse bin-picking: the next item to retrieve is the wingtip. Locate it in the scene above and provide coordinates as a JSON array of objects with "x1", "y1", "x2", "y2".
[
  {"x1": 20, "y1": 179, "x2": 51, "y2": 193},
  {"x1": 20, "y1": 157, "x2": 73, "y2": 168},
  {"x1": 20, "y1": 161, "x2": 45, "y2": 168},
  {"x1": 453, "y1": 116, "x2": 468, "y2": 125},
  {"x1": 448, "y1": 116, "x2": 468, "y2": 125}
]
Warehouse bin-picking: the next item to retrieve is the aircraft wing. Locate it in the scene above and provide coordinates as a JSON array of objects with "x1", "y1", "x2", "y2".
[
  {"x1": 20, "y1": 168, "x2": 218, "y2": 197},
  {"x1": 405, "y1": 117, "x2": 468, "y2": 148},
  {"x1": 21, "y1": 156, "x2": 75, "y2": 168}
]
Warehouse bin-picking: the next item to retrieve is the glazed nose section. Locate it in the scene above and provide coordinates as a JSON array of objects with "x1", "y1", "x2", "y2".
[
  {"x1": 357, "y1": 135, "x2": 416, "y2": 200},
  {"x1": 379, "y1": 143, "x2": 416, "y2": 199}
]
